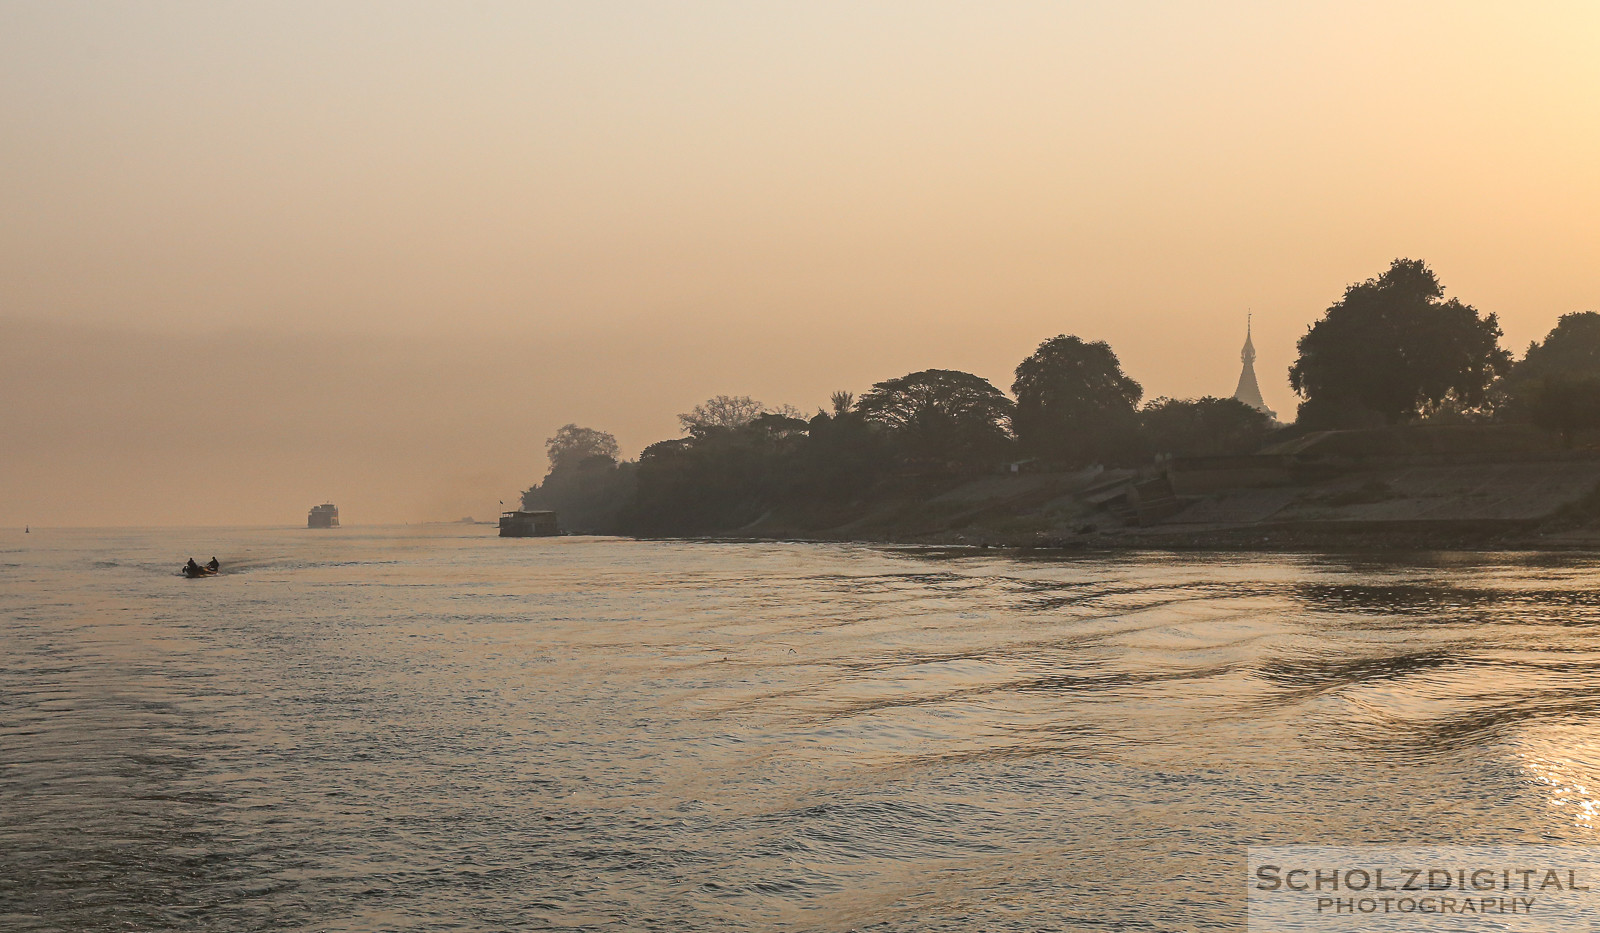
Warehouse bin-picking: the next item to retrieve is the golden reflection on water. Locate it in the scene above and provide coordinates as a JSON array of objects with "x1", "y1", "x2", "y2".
[
  {"x1": 1517, "y1": 725, "x2": 1600, "y2": 831},
  {"x1": 6, "y1": 532, "x2": 1600, "y2": 931}
]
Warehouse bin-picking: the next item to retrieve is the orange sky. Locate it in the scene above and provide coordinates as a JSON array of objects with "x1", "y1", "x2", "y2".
[{"x1": 3, "y1": 2, "x2": 1598, "y2": 526}]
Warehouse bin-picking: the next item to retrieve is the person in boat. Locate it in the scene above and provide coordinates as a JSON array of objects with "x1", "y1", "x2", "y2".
[
  {"x1": 185, "y1": 558, "x2": 203, "y2": 575},
  {"x1": 206, "y1": 557, "x2": 219, "y2": 572}
]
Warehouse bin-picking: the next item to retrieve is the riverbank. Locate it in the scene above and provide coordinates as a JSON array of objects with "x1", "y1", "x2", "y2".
[
  {"x1": 704, "y1": 518, "x2": 1600, "y2": 554},
  {"x1": 711, "y1": 427, "x2": 1600, "y2": 552}
]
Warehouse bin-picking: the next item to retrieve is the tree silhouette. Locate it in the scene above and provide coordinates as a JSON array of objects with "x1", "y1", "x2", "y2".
[
  {"x1": 1513, "y1": 312, "x2": 1600, "y2": 381},
  {"x1": 525, "y1": 424, "x2": 631, "y2": 532},
  {"x1": 1012, "y1": 335, "x2": 1143, "y2": 466},
  {"x1": 1503, "y1": 312, "x2": 1600, "y2": 444},
  {"x1": 857, "y1": 369, "x2": 1014, "y2": 466},
  {"x1": 1289, "y1": 259, "x2": 1510, "y2": 427},
  {"x1": 544, "y1": 424, "x2": 620, "y2": 474},
  {"x1": 1141, "y1": 396, "x2": 1271, "y2": 457},
  {"x1": 678, "y1": 395, "x2": 764, "y2": 436}
]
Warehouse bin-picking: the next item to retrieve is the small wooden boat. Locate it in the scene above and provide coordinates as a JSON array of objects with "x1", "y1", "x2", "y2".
[{"x1": 181, "y1": 558, "x2": 220, "y2": 578}]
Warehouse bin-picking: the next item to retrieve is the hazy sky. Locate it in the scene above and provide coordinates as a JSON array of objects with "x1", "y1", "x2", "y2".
[{"x1": 4, "y1": 1, "x2": 1599, "y2": 526}]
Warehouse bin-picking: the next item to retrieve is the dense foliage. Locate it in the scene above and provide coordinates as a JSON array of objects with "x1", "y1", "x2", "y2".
[
  {"x1": 1012, "y1": 336, "x2": 1143, "y2": 466},
  {"x1": 1288, "y1": 259, "x2": 1510, "y2": 427},
  {"x1": 518, "y1": 258, "x2": 1600, "y2": 534},
  {"x1": 677, "y1": 395, "x2": 765, "y2": 436},
  {"x1": 521, "y1": 425, "x2": 634, "y2": 533},
  {"x1": 1499, "y1": 312, "x2": 1600, "y2": 446},
  {"x1": 1516, "y1": 312, "x2": 1600, "y2": 380},
  {"x1": 525, "y1": 363, "x2": 1269, "y2": 536},
  {"x1": 1139, "y1": 397, "x2": 1272, "y2": 457},
  {"x1": 855, "y1": 369, "x2": 1014, "y2": 468},
  {"x1": 544, "y1": 424, "x2": 620, "y2": 473},
  {"x1": 621, "y1": 413, "x2": 822, "y2": 535}
]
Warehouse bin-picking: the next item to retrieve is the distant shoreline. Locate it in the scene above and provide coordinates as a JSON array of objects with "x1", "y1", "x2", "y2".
[
  {"x1": 653, "y1": 523, "x2": 1600, "y2": 555},
  {"x1": 607, "y1": 431, "x2": 1600, "y2": 554}
]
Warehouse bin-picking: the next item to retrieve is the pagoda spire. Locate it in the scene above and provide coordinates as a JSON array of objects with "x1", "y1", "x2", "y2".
[{"x1": 1232, "y1": 313, "x2": 1276, "y2": 420}]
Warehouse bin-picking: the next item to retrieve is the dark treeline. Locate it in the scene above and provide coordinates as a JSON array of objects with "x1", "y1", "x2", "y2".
[
  {"x1": 1287, "y1": 258, "x2": 1600, "y2": 442},
  {"x1": 523, "y1": 258, "x2": 1600, "y2": 535}
]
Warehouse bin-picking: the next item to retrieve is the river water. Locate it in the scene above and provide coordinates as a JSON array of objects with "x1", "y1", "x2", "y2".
[{"x1": 4, "y1": 526, "x2": 1600, "y2": 931}]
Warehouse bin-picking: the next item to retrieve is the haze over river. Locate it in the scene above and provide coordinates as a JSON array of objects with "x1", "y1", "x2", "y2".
[{"x1": 5, "y1": 527, "x2": 1600, "y2": 931}]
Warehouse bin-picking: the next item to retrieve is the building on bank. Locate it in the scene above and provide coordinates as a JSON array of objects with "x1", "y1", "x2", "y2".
[{"x1": 499, "y1": 510, "x2": 559, "y2": 537}]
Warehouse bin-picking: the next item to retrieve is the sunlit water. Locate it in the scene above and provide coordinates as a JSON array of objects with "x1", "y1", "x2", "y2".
[{"x1": 5, "y1": 527, "x2": 1600, "y2": 931}]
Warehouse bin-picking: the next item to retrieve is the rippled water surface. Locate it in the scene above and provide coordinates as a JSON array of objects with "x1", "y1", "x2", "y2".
[{"x1": 5, "y1": 527, "x2": 1600, "y2": 931}]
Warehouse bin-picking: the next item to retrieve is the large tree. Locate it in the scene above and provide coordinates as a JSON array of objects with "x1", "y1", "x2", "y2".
[
  {"x1": 678, "y1": 395, "x2": 764, "y2": 436},
  {"x1": 622, "y1": 410, "x2": 823, "y2": 534},
  {"x1": 524, "y1": 424, "x2": 630, "y2": 533},
  {"x1": 1502, "y1": 311, "x2": 1600, "y2": 444},
  {"x1": 1011, "y1": 335, "x2": 1143, "y2": 465},
  {"x1": 856, "y1": 369, "x2": 1014, "y2": 465},
  {"x1": 1513, "y1": 311, "x2": 1600, "y2": 382},
  {"x1": 1288, "y1": 258, "x2": 1510, "y2": 427},
  {"x1": 544, "y1": 424, "x2": 620, "y2": 474}
]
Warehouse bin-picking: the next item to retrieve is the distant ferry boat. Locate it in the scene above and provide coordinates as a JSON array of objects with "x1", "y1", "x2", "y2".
[{"x1": 308, "y1": 503, "x2": 340, "y2": 528}]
